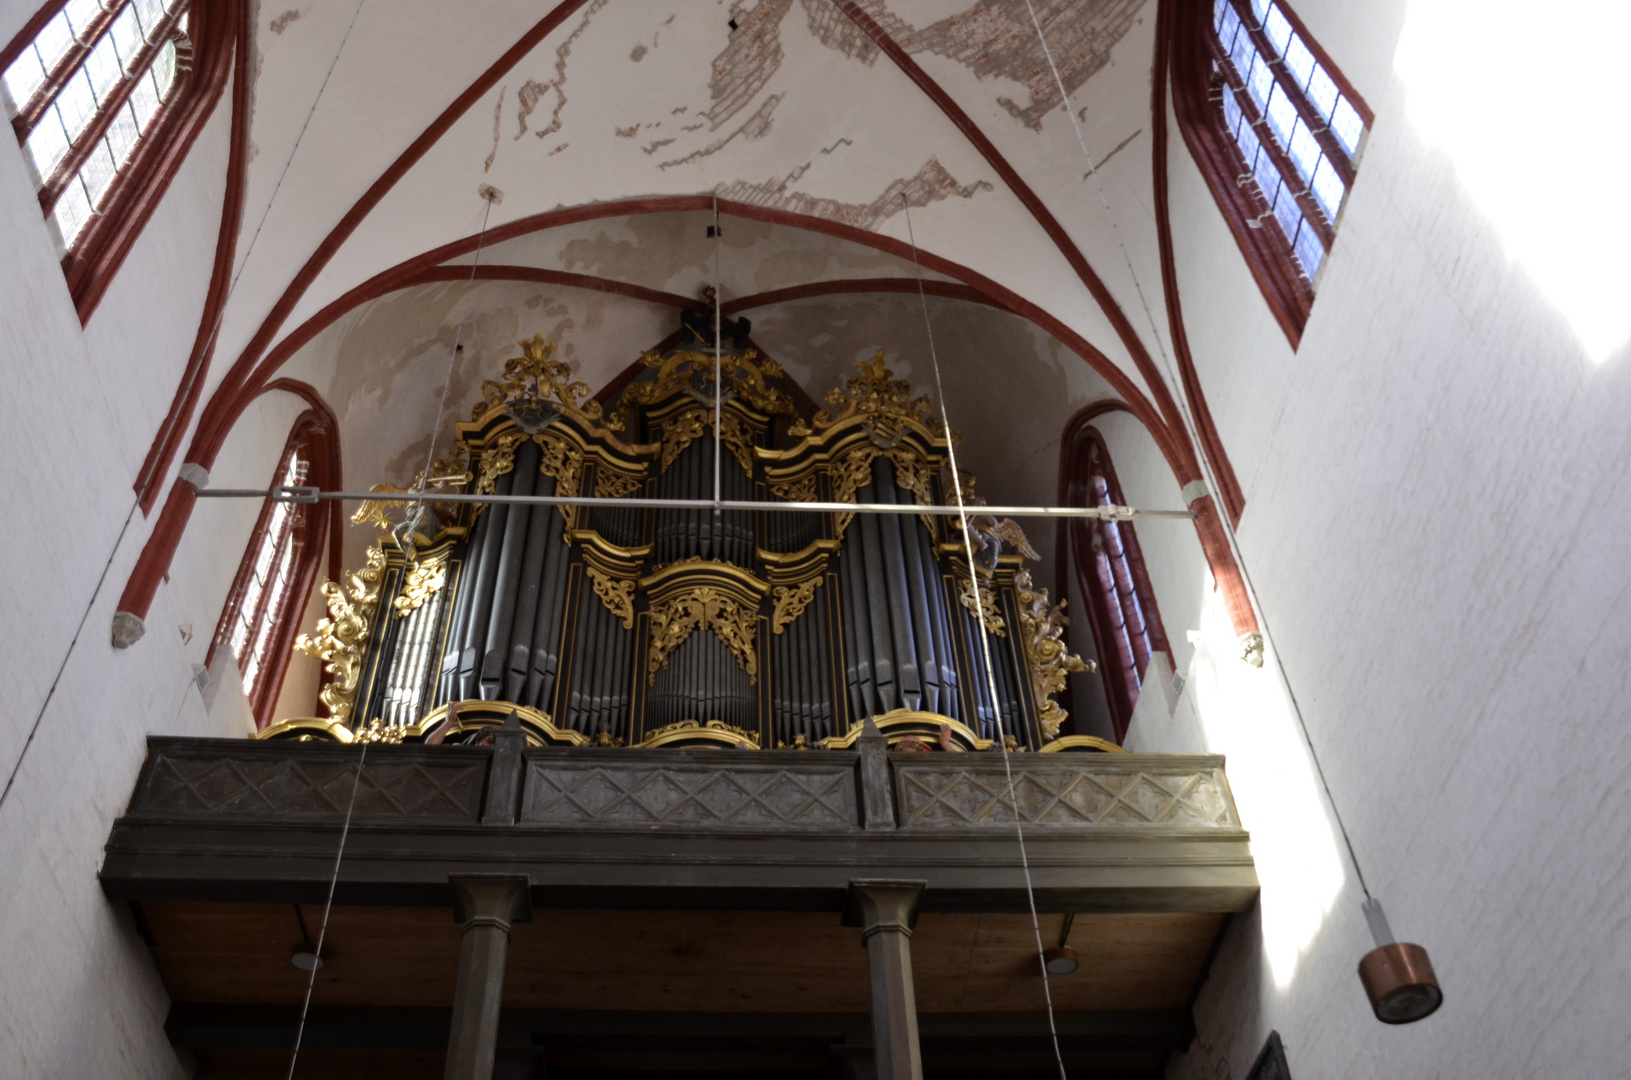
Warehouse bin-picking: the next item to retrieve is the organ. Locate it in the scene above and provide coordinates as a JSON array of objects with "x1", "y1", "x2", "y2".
[{"x1": 276, "y1": 333, "x2": 1098, "y2": 753}]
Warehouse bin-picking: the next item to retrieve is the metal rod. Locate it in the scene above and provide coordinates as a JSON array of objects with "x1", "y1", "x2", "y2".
[{"x1": 193, "y1": 488, "x2": 1193, "y2": 520}]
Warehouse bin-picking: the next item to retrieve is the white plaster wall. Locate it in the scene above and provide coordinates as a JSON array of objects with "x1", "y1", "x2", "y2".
[
  {"x1": 0, "y1": 64, "x2": 286, "y2": 1080},
  {"x1": 1126, "y1": 1, "x2": 1631, "y2": 1075}
]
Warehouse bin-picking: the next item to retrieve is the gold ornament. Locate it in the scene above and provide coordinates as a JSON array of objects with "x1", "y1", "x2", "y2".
[
  {"x1": 646, "y1": 586, "x2": 759, "y2": 686},
  {"x1": 771, "y1": 578, "x2": 821, "y2": 635},
  {"x1": 1013, "y1": 569, "x2": 1091, "y2": 740},
  {"x1": 393, "y1": 549, "x2": 449, "y2": 617},
  {"x1": 294, "y1": 546, "x2": 388, "y2": 724}
]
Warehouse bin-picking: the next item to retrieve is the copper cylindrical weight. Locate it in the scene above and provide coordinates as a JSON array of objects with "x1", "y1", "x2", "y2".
[{"x1": 1358, "y1": 942, "x2": 1442, "y2": 1023}]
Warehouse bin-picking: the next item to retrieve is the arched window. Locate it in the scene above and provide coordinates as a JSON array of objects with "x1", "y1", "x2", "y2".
[
  {"x1": 1062, "y1": 423, "x2": 1170, "y2": 742},
  {"x1": 1170, "y1": 0, "x2": 1372, "y2": 344},
  {"x1": 1, "y1": 0, "x2": 237, "y2": 320},
  {"x1": 210, "y1": 419, "x2": 329, "y2": 725}
]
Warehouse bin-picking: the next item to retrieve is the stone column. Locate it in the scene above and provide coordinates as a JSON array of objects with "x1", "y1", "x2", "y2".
[
  {"x1": 445, "y1": 875, "x2": 531, "y2": 1080},
  {"x1": 846, "y1": 879, "x2": 926, "y2": 1080}
]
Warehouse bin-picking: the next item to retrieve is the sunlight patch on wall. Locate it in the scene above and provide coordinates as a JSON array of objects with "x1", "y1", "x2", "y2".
[
  {"x1": 1188, "y1": 583, "x2": 1345, "y2": 989},
  {"x1": 1394, "y1": 0, "x2": 1631, "y2": 362}
]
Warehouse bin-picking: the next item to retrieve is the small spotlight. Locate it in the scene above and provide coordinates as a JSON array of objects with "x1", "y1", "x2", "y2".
[
  {"x1": 706, "y1": 225, "x2": 721, "y2": 238},
  {"x1": 728, "y1": 18, "x2": 739, "y2": 31},
  {"x1": 290, "y1": 950, "x2": 325, "y2": 973},
  {"x1": 1042, "y1": 946, "x2": 1078, "y2": 975}
]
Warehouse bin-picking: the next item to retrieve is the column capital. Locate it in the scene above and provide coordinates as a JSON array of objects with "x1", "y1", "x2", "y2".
[
  {"x1": 843, "y1": 879, "x2": 925, "y2": 937},
  {"x1": 449, "y1": 874, "x2": 532, "y2": 934}
]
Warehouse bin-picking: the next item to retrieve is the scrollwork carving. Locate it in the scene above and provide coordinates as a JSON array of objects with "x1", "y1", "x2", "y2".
[
  {"x1": 657, "y1": 406, "x2": 756, "y2": 477},
  {"x1": 471, "y1": 332, "x2": 622, "y2": 432},
  {"x1": 393, "y1": 549, "x2": 449, "y2": 617},
  {"x1": 646, "y1": 586, "x2": 760, "y2": 686},
  {"x1": 585, "y1": 565, "x2": 636, "y2": 630},
  {"x1": 294, "y1": 546, "x2": 388, "y2": 724},
  {"x1": 956, "y1": 574, "x2": 1006, "y2": 637},
  {"x1": 771, "y1": 578, "x2": 821, "y2": 635},
  {"x1": 1013, "y1": 569, "x2": 1092, "y2": 740}
]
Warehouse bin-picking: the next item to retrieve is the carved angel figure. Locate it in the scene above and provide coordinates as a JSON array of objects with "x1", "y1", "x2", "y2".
[{"x1": 962, "y1": 514, "x2": 1039, "y2": 576}]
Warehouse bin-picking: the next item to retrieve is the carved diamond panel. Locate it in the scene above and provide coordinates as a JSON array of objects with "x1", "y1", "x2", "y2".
[
  {"x1": 522, "y1": 761, "x2": 858, "y2": 829},
  {"x1": 895, "y1": 763, "x2": 1238, "y2": 830},
  {"x1": 136, "y1": 753, "x2": 483, "y2": 820}
]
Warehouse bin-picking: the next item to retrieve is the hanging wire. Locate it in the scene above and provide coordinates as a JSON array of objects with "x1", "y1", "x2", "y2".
[
  {"x1": 712, "y1": 196, "x2": 724, "y2": 519},
  {"x1": 415, "y1": 194, "x2": 497, "y2": 510},
  {"x1": 1017, "y1": 0, "x2": 1377, "y2": 903},
  {"x1": 0, "y1": 0, "x2": 371, "y2": 817},
  {"x1": 286, "y1": 743, "x2": 369, "y2": 1080},
  {"x1": 900, "y1": 197, "x2": 1068, "y2": 1080}
]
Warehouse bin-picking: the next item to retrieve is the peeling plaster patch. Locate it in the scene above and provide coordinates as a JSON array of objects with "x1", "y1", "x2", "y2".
[
  {"x1": 704, "y1": 0, "x2": 794, "y2": 130},
  {"x1": 659, "y1": 93, "x2": 782, "y2": 170},
  {"x1": 515, "y1": 80, "x2": 549, "y2": 140},
  {"x1": 246, "y1": 139, "x2": 258, "y2": 164},
  {"x1": 557, "y1": 213, "x2": 775, "y2": 292},
  {"x1": 615, "y1": 124, "x2": 640, "y2": 138},
  {"x1": 714, "y1": 156, "x2": 993, "y2": 232},
  {"x1": 630, "y1": 44, "x2": 648, "y2": 61},
  {"x1": 819, "y1": 137, "x2": 853, "y2": 155},
  {"x1": 682, "y1": 122, "x2": 705, "y2": 132},
  {"x1": 811, "y1": 0, "x2": 1147, "y2": 131},
  {"x1": 642, "y1": 138, "x2": 677, "y2": 155},
  {"x1": 484, "y1": 86, "x2": 505, "y2": 172},
  {"x1": 269, "y1": 9, "x2": 301, "y2": 34},
  {"x1": 549, "y1": 143, "x2": 569, "y2": 156},
  {"x1": 514, "y1": 0, "x2": 610, "y2": 140},
  {"x1": 800, "y1": 0, "x2": 878, "y2": 64},
  {"x1": 671, "y1": 106, "x2": 689, "y2": 115}
]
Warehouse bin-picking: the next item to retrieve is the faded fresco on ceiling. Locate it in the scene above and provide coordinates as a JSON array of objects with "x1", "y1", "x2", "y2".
[{"x1": 475, "y1": 0, "x2": 1146, "y2": 235}]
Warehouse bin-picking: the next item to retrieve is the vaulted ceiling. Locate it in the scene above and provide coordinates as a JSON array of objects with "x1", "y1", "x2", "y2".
[{"x1": 206, "y1": 0, "x2": 1183, "y2": 518}]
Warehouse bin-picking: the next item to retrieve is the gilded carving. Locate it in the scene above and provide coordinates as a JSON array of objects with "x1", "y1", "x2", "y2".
[
  {"x1": 791, "y1": 352, "x2": 951, "y2": 442},
  {"x1": 473, "y1": 429, "x2": 584, "y2": 531},
  {"x1": 829, "y1": 445, "x2": 878, "y2": 540},
  {"x1": 393, "y1": 549, "x2": 449, "y2": 617},
  {"x1": 771, "y1": 578, "x2": 821, "y2": 635},
  {"x1": 657, "y1": 406, "x2": 755, "y2": 477},
  {"x1": 585, "y1": 565, "x2": 636, "y2": 630},
  {"x1": 639, "y1": 718, "x2": 762, "y2": 750},
  {"x1": 593, "y1": 462, "x2": 645, "y2": 499},
  {"x1": 647, "y1": 586, "x2": 760, "y2": 686},
  {"x1": 963, "y1": 513, "x2": 1040, "y2": 577},
  {"x1": 956, "y1": 574, "x2": 1006, "y2": 637},
  {"x1": 353, "y1": 718, "x2": 406, "y2": 744},
  {"x1": 471, "y1": 332, "x2": 623, "y2": 433},
  {"x1": 614, "y1": 347, "x2": 794, "y2": 422},
  {"x1": 1013, "y1": 569, "x2": 1092, "y2": 741},
  {"x1": 294, "y1": 545, "x2": 388, "y2": 724},
  {"x1": 769, "y1": 473, "x2": 818, "y2": 503}
]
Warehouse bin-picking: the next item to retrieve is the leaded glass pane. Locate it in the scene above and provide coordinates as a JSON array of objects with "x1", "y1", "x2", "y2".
[
  {"x1": 84, "y1": 34, "x2": 121, "y2": 102},
  {"x1": 1247, "y1": 53, "x2": 1274, "y2": 110},
  {"x1": 152, "y1": 41, "x2": 177, "y2": 99},
  {"x1": 1306, "y1": 64, "x2": 1339, "y2": 121},
  {"x1": 1284, "y1": 35, "x2": 1315, "y2": 90},
  {"x1": 79, "y1": 137, "x2": 118, "y2": 205},
  {"x1": 1264, "y1": 5, "x2": 1293, "y2": 54},
  {"x1": 105, "y1": 101, "x2": 140, "y2": 164},
  {"x1": 2, "y1": 45, "x2": 49, "y2": 114},
  {"x1": 1331, "y1": 97, "x2": 1364, "y2": 156},
  {"x1": 1293, "y1": 218, "x2": 1325, "y2": 278},
  {"x1": 1265, "y1": 82, "x2": 1297, "y2": 147},
  {"x1": 109, "y1": 6, "x2": 143, "y2": 71},
  {"x1": 134, "y1": 0, "x2": 167, "y2": 37},
  {"x1": 55, "y1": 68, "x2": 97, "y2": 142},
  {"x1": 51, "y1": 176, "x2": 92, "y2": 243},
  {"x1": 1310, "y1": 155, "x2": 1345, "y2": 220},
  {"x1": 129, "y1": 69, "x2": 159, "y2": 126},
  {"x1": 1287, "y1": 118, "x2": 1321, "y2": 182},
  {"x1": 1272, "y1": 183, "x2": 1302, "y2": 243},
  {"x1": 62, "y1": 0, "x2": 102, "y2": 40},
  {"x1": 23, "y1": 108, "x2": 71, "y2": 180}
]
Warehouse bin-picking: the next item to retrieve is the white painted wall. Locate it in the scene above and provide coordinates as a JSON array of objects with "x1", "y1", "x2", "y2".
[
  {"x1": 1101, "y1": 0, "x2": 1631, "y2": 1075},
  {"x1": 0, "y1": 70, "x2": 297, "y2": 1077}
]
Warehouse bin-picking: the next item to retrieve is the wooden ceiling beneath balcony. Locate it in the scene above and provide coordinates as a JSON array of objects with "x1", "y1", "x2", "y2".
[{"x1": 141, "y1": 902, "x2": 1226, "y2": 1078}]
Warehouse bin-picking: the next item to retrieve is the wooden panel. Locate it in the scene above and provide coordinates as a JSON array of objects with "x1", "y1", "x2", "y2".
[{"x1": 142, "y1": 903, "x2": 1223, "y2": 1015}]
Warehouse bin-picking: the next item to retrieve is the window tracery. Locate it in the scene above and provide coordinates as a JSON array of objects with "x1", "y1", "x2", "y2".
[
  {"x1": 1064, "y1": 426, "x2": 1170, "y2": 742},
  {"x1": 4, "y1": 0, "x2": 188, "y2": 250},
  {"x1": 1171, "y1": 0, "x2": 1373, "y2": 342},
  {"x1": 211, "y1": 423, "x2": 325, "y2": 723}
]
